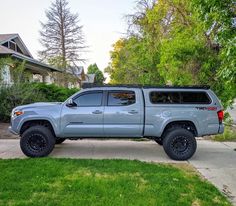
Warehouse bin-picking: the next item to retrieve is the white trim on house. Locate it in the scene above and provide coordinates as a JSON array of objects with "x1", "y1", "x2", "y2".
[{"x1": 1, "y1": 65, "x2": 12, "y2": 84}]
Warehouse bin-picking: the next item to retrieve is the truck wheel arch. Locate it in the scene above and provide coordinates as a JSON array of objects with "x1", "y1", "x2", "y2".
[
  {"x1": 161, "y1": 121, "x2": 198, "y2": 138},
  {"x1": 20, "y1": 120, "x2": 56, "y2": 137}
]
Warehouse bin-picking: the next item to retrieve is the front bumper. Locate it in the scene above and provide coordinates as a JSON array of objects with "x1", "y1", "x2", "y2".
[{"x1": 8, "y1": 126, "x2": 18, "y2": 135}]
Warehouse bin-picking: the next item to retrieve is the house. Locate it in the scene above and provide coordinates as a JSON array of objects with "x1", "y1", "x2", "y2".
[
  {"x1": 0, "y1": 34, "x2": 61, "y2": 84},
  {"x1": 0, "y1": 33, "x2": 61, "y2": 85},
  {"x1": 82, "y1": 74, "x2": 96, "y2": 84},
  {"x1": 0, "y1": 33, "x2": 95, "y2": 87},
  {"x1": 66, "y1": 66, "x2": 96, "y2": 88},
  {"x1": 74, "y1": 67, "x2": 96, "y2": 85}
]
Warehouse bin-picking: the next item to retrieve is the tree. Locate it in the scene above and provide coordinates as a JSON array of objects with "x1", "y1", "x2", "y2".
[
  {"x1": 105, "y1": 37, "x2": 163, "y2": 85},
  {"x1": 106, "y1": 0, "x2": 235, "y2": 107},
  {"x1": 39, "y1": 0, "x2": 85, "y2": 72},
  {"x1": 87, "y1": 64, "x2": 105, "y2": 85},
  {"x1": 191, "y1": 0, "x2": 236, "y2": 106}
]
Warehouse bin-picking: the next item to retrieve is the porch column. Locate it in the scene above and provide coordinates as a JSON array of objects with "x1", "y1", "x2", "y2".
[{"x1": 42, "y1": 73, "x2": 52, "y2": 84}]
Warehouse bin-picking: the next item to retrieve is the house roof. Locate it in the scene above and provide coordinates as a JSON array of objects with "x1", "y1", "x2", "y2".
[
  {"x1": 0, "y1": 34, "x2": 18, "y2": 43},
  {"x1": 0, "y1": 33, "x2": 33, "y2": 57},
  {"x1": 67, "y1": 66, "x2": 84, "y2": 75},
  {"x1": 0, "y1": 33, "x2": 61, "y2": 72},
  {"x1": 0, "y1": 45, "x2": 61, "y2": 72},
  {"x1": 0, "y1": 45, "x2": 13, "y2": 54}
]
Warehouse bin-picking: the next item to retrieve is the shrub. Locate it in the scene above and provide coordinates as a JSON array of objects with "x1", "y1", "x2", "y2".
[
  {"x1": 32, "y1": 83, "x2": 79, "y2": 102},
  {"x1": 0, "y1": 83, "x2": 46, "y2": 122},
  {"x1": 0, "y1": 83, "x2": 79, "y2": 123}
]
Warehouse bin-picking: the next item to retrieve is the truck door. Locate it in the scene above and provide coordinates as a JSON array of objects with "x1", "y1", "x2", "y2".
[
  {"x1": 61, "y1": 90, "x2": 104, "y2": 137},
  {"x1": 103, "y1": 89, "x2": 144, "y2": 137}
]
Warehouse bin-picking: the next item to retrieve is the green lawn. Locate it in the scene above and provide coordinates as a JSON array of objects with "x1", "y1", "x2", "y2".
[
  {"x1": 0, "y1": 159, "x2": 231, "y2": 206},
  {"x1": 213, "y1": 126, "x2": 236, "y2": 142}
]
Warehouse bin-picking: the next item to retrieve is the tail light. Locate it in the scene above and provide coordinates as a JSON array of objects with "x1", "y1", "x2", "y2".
[{"x1": 217, "y1": 110, "x2": 224, "y2": 124}]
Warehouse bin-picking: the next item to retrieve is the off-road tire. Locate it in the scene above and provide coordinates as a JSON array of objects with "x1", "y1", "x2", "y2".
[
  {"x1": 56, "y1": 138, "x2": 66, "y2": 144},
  {"x1": 20, "y1": 125, "x2": 55, "y2": 158},
  {"x1": 163, "y1": 128, "x2": 197, "y2": 161},
  {"x1": 154, "y1": 138, "x2": 163, "y2": 145}
]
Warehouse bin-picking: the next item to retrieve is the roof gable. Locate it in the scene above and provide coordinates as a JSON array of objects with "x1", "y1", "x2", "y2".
[
  {"x1": 0, "y1": 34, "x2": 18, "y2": 43},
  {"x1": 0, "y1": 33, "x2": 33, "y2": 58}
]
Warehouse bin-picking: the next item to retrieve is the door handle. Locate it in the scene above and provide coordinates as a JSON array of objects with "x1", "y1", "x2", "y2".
[
  {"x1": 128, "y1": 110, "x2": 138, "y2": 114},
  {"x1": 92, "y1": 110, "x2": 103, "y2": 114}
]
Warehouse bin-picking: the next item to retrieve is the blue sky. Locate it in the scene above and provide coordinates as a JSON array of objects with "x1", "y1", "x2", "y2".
[{"x1": 0, "y1": 0, "x2": 135, "y2": 74}]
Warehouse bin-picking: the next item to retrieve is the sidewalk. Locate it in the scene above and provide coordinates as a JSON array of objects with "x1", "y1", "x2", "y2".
[{"x1": 189, "y1": 141, "x2": 236, "y2": 205}]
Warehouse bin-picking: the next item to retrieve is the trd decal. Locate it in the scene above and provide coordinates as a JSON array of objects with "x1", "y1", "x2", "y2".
[{"x1": 196, "y1": 107, "x2": 217, "y2": 111}]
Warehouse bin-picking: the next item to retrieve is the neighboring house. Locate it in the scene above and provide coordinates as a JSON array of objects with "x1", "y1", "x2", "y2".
[
  {"x1": 73, "y1": 66, "x2": 96, "y2": 84},
  {"x1": 82, "y1": 74, "x2": 96, "y2": 84},
  {"x1": 67, "y1": 66, "x2": 96, "y2": 88},
  {"x1": 0, "y1": 33, "x2": 61, "y2": 85},
  {"x1": 0, "y1": 33, "x2": 96, "y2": 87}
]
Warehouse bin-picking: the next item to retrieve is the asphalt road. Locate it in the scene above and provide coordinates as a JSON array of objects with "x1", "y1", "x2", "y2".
[{"x1": 0, "y1": 139, "x2": 235, "y2": 205}]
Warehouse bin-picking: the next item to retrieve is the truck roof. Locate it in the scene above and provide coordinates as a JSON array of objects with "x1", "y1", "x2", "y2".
[{"x1": 82, "y1": 84, "x2": 210, "y2": 90}]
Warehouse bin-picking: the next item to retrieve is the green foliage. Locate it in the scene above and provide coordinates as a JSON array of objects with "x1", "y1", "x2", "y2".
[
  {"x1": 47, "y1": 56, "x2": 80, "y2": 87},
  {"x1": 0, "y1": 58, "x2": 31, "y2": 83},
  {"x1": 0, "y1": 83, "x2": 79, "y2": 122},
  {"x1": 0, "y1": 159, "x2": 231, "y2": 206},
  {"x1": 47, "y1": 56, "x2": 67, "y2": 70},
  {"x1": 32, "y1": 82, "x2": 79, "y2": 102},
  {"x1": 0, "y1": 57, "x2": 79, "y2": 122},
  {"x1": 0, "y1": 83, "x2": 46, "y2": 122},
  {"x1": 106, "y1": 0, "x2": 236, "y2": 107},
  {"x1": 87, "y1": 63, "x2": 105, "y2": 84},
  {"x1": 191, "y1": 0, "x2": 236, "y2": 106},
  {"x1": 0, "y1": 58, "x2": 44, "y2": 122},
  {"x1": 213, "y1": 126, "x2": 236, "y2": 141},
  {"x1": 105, "y1": 37, "x2": 163, "y2": 85}
]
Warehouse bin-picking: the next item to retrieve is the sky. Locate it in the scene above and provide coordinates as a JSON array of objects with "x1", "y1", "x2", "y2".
[{"x1": 0, "y1": 0, "x2": 135, "y2": 75}]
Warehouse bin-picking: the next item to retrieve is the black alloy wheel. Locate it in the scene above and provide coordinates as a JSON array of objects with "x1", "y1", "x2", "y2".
[
  {"x1": 163, "y1": 128, "x2": 197, "y2": 160},
  {"x1": 20, "y1": 125, "x2": 55, "y2": 157}
]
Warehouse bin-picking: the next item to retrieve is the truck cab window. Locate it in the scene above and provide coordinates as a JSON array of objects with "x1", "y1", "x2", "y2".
[
  {"x1": 74, "y1": 92, "x2": 103, "y2": 106},
  {"x1": 108, "y1": 91, "x2": 135, "y2": 106}
]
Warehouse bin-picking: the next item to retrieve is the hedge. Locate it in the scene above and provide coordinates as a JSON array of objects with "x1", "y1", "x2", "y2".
[
  {"x1": 0, "y1": 83, "x2": 79, "y2": 122},
  {"x1": 32, "y1": 83, "x2": 79, "y2": 102}
]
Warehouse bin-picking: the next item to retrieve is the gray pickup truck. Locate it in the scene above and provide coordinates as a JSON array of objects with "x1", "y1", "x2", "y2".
[{"x1": 9, "y1": 85, "x2": 224, "y2": 160}]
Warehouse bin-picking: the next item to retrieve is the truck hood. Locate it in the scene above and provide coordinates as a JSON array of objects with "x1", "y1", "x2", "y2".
[{"x1": 14, "y1": 102, "x2": 63, "y2": 111}]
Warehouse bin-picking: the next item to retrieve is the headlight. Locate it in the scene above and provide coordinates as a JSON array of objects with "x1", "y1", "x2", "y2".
[{"x1": 12, "y1": 110, "x2": 24, "y2": 117}]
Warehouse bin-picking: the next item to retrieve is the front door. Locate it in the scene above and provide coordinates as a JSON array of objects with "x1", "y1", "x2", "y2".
[
  {"x1": 103, "y1": 90, "x2": 143, "y2": 137},
  {"x1": 61, "y1": 90, "x2": 104, "y2": 137}
]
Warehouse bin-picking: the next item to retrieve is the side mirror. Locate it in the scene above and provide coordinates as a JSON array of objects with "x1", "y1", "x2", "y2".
[{"x1": 66, "y1": 99, "x2": 77, "y2": 107}]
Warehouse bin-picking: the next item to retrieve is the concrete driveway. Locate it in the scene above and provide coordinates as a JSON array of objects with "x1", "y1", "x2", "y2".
[{"x1": 0, "y1": 139, "x2": 236, "y2": 205}]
